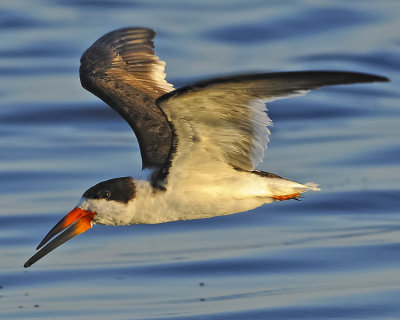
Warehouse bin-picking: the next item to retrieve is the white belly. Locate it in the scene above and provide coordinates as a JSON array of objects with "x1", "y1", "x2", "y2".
[{"x1": 128, "y1": 170, "x2": 317, "y2": 224}]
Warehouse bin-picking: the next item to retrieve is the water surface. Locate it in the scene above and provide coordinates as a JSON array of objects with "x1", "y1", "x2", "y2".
[{"x1": 1, "y1": 1, "x2": 399, "y2": 319}]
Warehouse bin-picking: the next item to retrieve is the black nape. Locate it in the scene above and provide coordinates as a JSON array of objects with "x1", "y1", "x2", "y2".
[{"x1": 83, "y1": 177, "x2": 135, "y2": 203}]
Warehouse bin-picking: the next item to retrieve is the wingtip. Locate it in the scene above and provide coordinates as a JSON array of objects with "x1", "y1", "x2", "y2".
[
  {"x1": 341, "y1": 71, "x2": 389, "y2": 84},
  {"x1": 358, "y1": 72, "x2": 389, "y2": 83},
  {"x1": 375, "y1": 75, "x2": 390, "y2": 82},
  {"x1": 297, "y1": 70, "x2": 390, "y2": 85}
]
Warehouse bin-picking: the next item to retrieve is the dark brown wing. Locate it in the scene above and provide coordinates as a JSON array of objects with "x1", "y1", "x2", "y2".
[{"x1": 80, "y1": 27, "x2": 174, "y2": 169}]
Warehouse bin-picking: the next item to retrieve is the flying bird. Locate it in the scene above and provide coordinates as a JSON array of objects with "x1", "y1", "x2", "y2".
[{"x1": 24, "y1": 27, "x2": 388, "y2": 267}]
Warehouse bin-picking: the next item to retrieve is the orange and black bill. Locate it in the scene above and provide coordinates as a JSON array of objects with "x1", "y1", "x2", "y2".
[{"x1": 24, "y1": 208, "x2": 95, "y2": 268}]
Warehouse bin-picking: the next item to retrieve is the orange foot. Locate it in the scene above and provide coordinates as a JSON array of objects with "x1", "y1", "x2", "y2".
[{"x1": 272, "y1": 192, "x2": 301, "y2": 201}]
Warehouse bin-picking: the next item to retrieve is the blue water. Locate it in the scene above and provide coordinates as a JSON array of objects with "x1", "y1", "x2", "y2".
[{"x1": 1, "y1": 0, "x2": 399, "y2": 319}]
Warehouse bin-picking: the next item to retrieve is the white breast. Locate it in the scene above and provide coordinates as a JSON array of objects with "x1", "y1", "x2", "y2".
[{"x1": 126, "y1": 168, "x2": 318, "y2": 225}]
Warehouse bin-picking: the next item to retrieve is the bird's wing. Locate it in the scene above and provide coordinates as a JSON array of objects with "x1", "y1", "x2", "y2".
[
  {"x1": 80, "y1": 27, "x2": 174, "y2": 169},
  {"x1": 157, "y1": 71, "x2": 388, "y2": 173}
]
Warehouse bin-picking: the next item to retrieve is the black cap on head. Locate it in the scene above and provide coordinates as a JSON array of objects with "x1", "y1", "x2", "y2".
[{"x1": 83, "y1": 177, "x2": 136, "y2": 203}]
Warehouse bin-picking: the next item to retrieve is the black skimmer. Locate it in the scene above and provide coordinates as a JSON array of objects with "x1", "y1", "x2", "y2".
[{"x1": 24, "y1": 27, "x2": 388, "y2": 267}]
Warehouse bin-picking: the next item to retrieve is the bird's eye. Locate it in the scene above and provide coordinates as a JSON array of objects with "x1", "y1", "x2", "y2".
[{"x1": 97, "y1": 191, "x2": 111, "y2": 199}]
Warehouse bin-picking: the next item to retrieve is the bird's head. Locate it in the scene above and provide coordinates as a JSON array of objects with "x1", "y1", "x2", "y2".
[
  {"x1": 79, "y1": 177, "x2": 136, "y2": 225},
  {"x1": 24, "y1": 177, "x2": 135, "y2": 267}
]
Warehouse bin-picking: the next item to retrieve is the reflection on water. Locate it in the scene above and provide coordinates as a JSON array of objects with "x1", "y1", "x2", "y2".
[{"x1": 0, "y1": 0, "x2": 399, "y2": 319}]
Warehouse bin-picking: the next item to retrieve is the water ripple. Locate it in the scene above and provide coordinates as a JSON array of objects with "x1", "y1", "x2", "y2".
[{"x1": 206, "y1": 7, "x2": 373, "y2": 44}]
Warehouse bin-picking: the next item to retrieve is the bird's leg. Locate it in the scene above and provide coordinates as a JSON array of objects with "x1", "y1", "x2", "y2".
[{"x1": 272, "y1": 192, "x2": 301, "y2": 201}]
